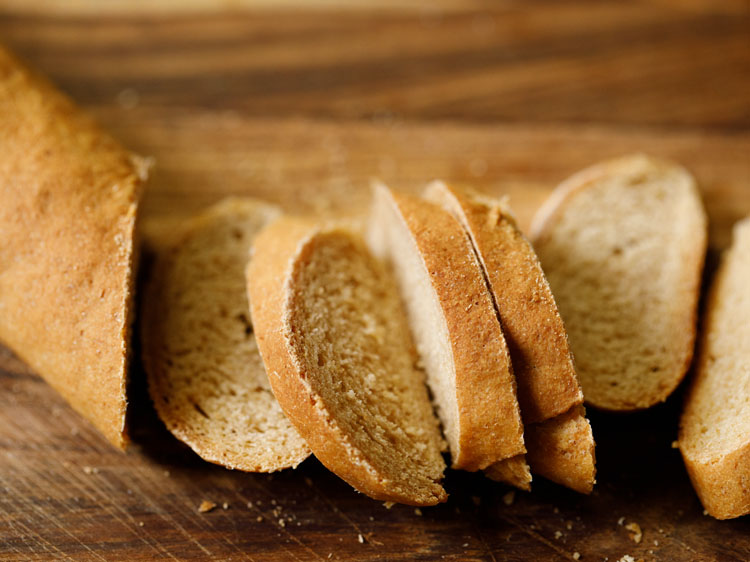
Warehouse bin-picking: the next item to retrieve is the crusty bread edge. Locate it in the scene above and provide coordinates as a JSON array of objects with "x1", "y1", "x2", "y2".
[{"x1": 247, "y1": 217, "x2": 446, "y2": 506}]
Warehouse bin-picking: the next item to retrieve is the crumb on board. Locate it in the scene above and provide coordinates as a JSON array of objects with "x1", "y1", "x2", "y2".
[
  {"x1": 358, "y1": 534, "x2": 365, "y2": 544},
  {"x1": 138, "y1": 522, "x2": 144, "y2": 527},
  {"x1": 653, "y1": 540, "x2": 659, "y2": 546},
  {"x1": 625, "y1": 522, "x2": 642, "y2": 544},
  {"x1": 502, "y1": 491, "x2": 515, "y2": 506},
  {"x1": 617, "y1": 516, "x2": 625, "y2": 526},
  {"x1": 671, "y1": 440, "x2": 679, "y2": 449},
  {"x1": 82, "y1": 466, "x2": 99, "y2": 475},
  {"x1": 279, "y1": 519, "x2": 286, "y2": 528},
  {"x1": 566, "y1": 521, "x2": 573, "y2": 531},
  {"x1": 256, "y1": 516, "x2": 263, "y2": 522},
  {"x1": 554, "y1": 531, "x2": 562, "y2": 540},
  {"x1": 703, "y1": 509, "x2": 709, "y2": 516},
  {"x1": 247, "y1": 501, "x2": 253, "y2": 509},
  {"x1": 462, "y1": 543, "x2": 469, "y2": 548},
  {"x1": 414, "y1": 508, "x2": 423, "y2": 516},
  {"x1": 383, "y1": 501, "x2": 395, "y2": 509},
  {"x1": 198, "y1": 500, "x2": 217, "y2": 513},
  {"x1": 572, "y1": 552, "x2": 580, "y2": 560},
  {"x1": 222, "y1": 502, "x2": 229, "y2": 510},
  {"x1": 617, "y1": 556, "x2": 638, "y2": 562}
]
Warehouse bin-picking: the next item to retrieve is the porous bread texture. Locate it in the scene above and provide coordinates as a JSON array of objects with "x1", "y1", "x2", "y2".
[
  {"x1": 426, "y1": 181, "x2": 595, "y2": 493},
  {"x1": 141, "y1": 198, "x2": 310, "y2": 471},
  {"x1": 679, "y1": 218, "x2": 750, "y2": 520},
  {"x1": 247, "y1": 218, "x2": 446, "y2": 506},
  {"x1": 530, "y1": 154, "x2": 707, "y2": 411},
  {"x1": 0, "y1": 46, "x2": 147, "y2": 448},
  {"x1": 368, "y1": 183, "x2": 525, "y2": 472}
]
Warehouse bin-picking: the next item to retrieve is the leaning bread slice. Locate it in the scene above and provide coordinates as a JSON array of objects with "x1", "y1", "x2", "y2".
[
  {"x1": 679, "y1": 218, "x2": 750, "y2": 520},
  {"x1": 530, "y1": 154, "x2": 707, "y2": 411},
  {"x1": 141, "y1": 199, "x2": 310, "y2": 471},
  {"x1": 426, "y1": 181, "x2": 595, "y2": 493},
  {"x1": 0, "y1": 46, "x2": 148, "y2": 448},
  {"x1": 368, "y1": 183, "x2": 525, "y2": 472},
  {"x1": 247, "y1": 217, "x2": 446, "y2": 505}
]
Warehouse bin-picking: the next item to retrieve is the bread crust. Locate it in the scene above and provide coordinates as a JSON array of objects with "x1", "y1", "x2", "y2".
[
  {"x1": 374, "y1": 186, "x2": 525, "y2": 471},
  {"x1": 679, "y1": 218, "x2": 750, "y2": 519},
  {"x1": 0, "y1": 46, "x2": 147, "y2": 448},
  {"x1": 426, "y1": 182, "x2": 595, "y2": 492},
  {"x1": 529, "y1": 154, "x2": 707, "y2": 411},
  {"x1": 247, "y1": 217, "x2": 446, "y2": 505}
]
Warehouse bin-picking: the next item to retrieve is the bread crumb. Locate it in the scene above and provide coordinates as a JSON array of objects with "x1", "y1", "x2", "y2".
[
  {"x1": 653, "y1": 540, "x2": 659, "y2": 546},
  {"x1": 703, "y1": 509, "x2": 709, "y2": 516},
  {"x1": 247, "y1": 501, "x2": 253, "y2": 509},
  {"x1": 163, "y1": 470, "x2": 170, "y2": 477},
  {"x1": 138, "y1": 522, "x2": 144, "y2": 527},
  {"x1": 279, "y1": 519, "x2": 286, "y2": 527},
  {"x1": 198, "y1": 500, "x2": 217, "y2": 513},
  {"x1": 256, "y1": 516, "x2": 263, "y2": 522},
  {"x1": 566, "y1": 521, "x2": 573, "y2": 531},
  {"x1": 82, "y1": 466, "x2": 99, "y2": 475},
  {"x1": 222, "y1": 502, "x2": 229, "y2": 510},
  {"x1": 471, "y1": 496, "x2": 481, "y2": 506},
  {"x1": 502, "y1": 491, "x2": 515, "y2": 506},
  {"x1": 414, "y1": 508, "x2": 423, "y2": 516},
  {"x1": 572, "y1": 553, "x2": 580, "y2": 560},
  {"x1": 617, "y1": 516, "x2": 625, "y2": 526},
  {"x1": 671, "y1": 440, "x2": 679, "y2": 449},
  {"x1": 327, "y1": 554, "x2": 332, "y2": 559},
  {"x1": 383, "y1": 501, "x2": 395, "y2": 509},
  {"x1": 618, "y1": 556, "x2": 635, "y2": 562},
  {"x1": 625, "y1": 522, "x2": 642, "y2": 544},
  {"x1": 554, "y1": 531, "x2": 562, "y2": 539},
  {"x1": 462, "y1": 543, "x2": 469, "y2": 548},
  {"x1": 553, "y1": 507, "x2": 559, "y2": 514},
  {"x1": 357, "y1": 534, "x2": 365, "y2": 544},
  {"x1": 369, "y1": 516, "x2": 374, "y2": 521},
  {"x1": 271, "y1": 499, "x2": 277, "y2": 506}
]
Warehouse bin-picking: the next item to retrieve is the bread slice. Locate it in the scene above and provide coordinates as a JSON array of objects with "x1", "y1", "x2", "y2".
[
  {"x1": 425, "y1": 181, "x2": 595, "y2": 493},
  {"x1": 530, "y1": 154, "x2": 707, "y2": 411},
  {"x1": 0, "y1": 46, "x2": 148, "y2": 448},
  {"x1": 368, "y1": 183, "x2": 525, "y2": 472},
  {"x1": 679, "y1": 217, "x2": 750, "y2": 520},
  {"x1": 247, "y1": 217, "x2": 446, "y2": 505},
  {"x1": 141, "y1": 198, "x2": 310, "y2": 471}
]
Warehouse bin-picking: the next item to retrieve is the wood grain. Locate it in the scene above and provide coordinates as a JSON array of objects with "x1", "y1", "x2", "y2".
[{"x1": 0, "y1": 2, "x2": 749, "y2": 560}]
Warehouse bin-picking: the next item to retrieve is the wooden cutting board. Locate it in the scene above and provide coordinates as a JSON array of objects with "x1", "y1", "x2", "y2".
[{"x1": 1, "y1": 2, "x2": 749, "y2": 560}]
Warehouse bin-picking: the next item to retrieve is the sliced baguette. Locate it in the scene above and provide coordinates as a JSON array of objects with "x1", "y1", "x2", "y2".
[
  {"x1": 426, "y1": 181, "x2": 595, "y2": 493},
  {"x1": 368, "y1": 183, "x2": 525, "y2": 472},
  {"x1": 0, "y1": 46, "x2": 147, "y2": 448},
  {"x1": 530, "y1": 154, "x2": 707, "y2": 411},
  {"x1": 247, "y1": 217, "x2": 447, "y2": 506},
  {"x1": 679, "y1": 218, "x2": 750, "y2": 520},
  {"x1": 141, "y1": 198, "x2": 310, "y2": 471}
]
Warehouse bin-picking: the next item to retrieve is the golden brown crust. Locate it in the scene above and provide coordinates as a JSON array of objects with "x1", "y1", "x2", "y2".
[
  {"x1": 426, "y1": 182, "x2": 583, "y2": 423},
  {"x1": 426, "y1": 182, "x2": 595, "y2": 493},
  {"x1": 484, "y1": 455, "x2": 532, "y2": 492},
  {"x1": 382, "y1": 189, "x2": 525, "y2": 471},
  {"x1": 529, "y1": 154, "x2": 707, "y2": 411},
  {"x1": 0, "y1": 45, "x2": 146, "y2": 448},
  {"x1": 525, "y1": 405, "x2": 596, "y2": 494},
  {"x1": 247, "y1": 217, "x2": 446, "y2": 505}
]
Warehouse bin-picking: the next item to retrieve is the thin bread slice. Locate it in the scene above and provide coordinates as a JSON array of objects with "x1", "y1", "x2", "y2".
[
  {"x1": 141, "y1": 198, "x2": 310, "y2": 471},
  {"x1": 426, "y1": 181, "x2": 595, "y2": 493},
  {"x1": 0, "y1": 46, "x2": 147, "y2": 448},
  {"x1": 368, "y1": 183, "x2": 525, "y2": 472},
  {"x1": 530, "y1": 154, "x2": 707, "y2": 411},
  {"x1": 247, "y1": 217, "x2": 447, "y2": 505},
  {"x1": 679, "y1": 218, "x2": 750, "y2": 520}
]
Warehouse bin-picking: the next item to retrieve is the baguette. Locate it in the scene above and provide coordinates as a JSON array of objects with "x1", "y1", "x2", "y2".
[
  {"x1": 368, "y1": 183, "x2": 525, "y2": 472},
  {"x1": 679, "y1": 218, "x2": 750, "y2": 520},
  {"x1": 141, "y1": 199, "x2": 310, "y2": 471},
  {"x1": 530, "y1": 154, "x2": 707, "y2": 411},
  {"x1": 247, "y1": 217, "x2": 447, "y2": 505},
  {"x1": 0, "y1": 45, "x2": 147, "y2": 448},
  {"x1": 426, "y1": 181, "x2": 595, "y2": 493}
]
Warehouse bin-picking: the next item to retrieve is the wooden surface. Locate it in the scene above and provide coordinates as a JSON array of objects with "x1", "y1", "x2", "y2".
[{"x1": 1, "y1": 2, "x2": 750, "y2": 560}]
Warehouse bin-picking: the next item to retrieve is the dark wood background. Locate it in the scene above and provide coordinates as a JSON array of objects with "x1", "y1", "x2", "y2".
[{"x1": 1, "y1": 1, "x2": 749, "y2": 560}]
